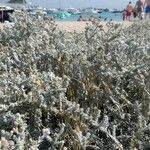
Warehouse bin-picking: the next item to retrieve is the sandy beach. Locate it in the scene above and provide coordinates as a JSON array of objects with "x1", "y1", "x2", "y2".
[
  {"x1": 56, "y1": 21, "x2": 133, "y2": 32},
  {"x1": 0, "y1": 21, "x2": 133, "y2": 32}
]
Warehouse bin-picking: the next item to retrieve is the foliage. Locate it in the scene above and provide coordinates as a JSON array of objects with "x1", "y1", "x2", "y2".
[{"x1": 0, "y1": 12, "x2": 150, "y2": 150}]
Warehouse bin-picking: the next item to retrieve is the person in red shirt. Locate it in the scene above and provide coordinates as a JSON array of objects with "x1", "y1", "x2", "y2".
[{"x1": 126, "y1": 1, "x2": 133, "y2": 21}]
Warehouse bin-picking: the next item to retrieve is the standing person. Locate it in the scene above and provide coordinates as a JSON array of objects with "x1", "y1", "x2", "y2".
[
  {"x1": 126, "y1": 2, "x2": 133, "y2": 21},
  {"x1": 89, "y1": 15, "x2": 94, "y2": 22},
  {"x1": 77, "y1": 15, "x2": 83, "y2": 21},
  {"x1": 133, "y1": 8, "x2": 137, "y2": 18},
  {"x1": 122, "y1": 9, "x2": 127, "y2": 21},
  {"x1": 135, "y1": 0, "x2": 144, "y2": 19},
  {"x1": 144, "y1": 0, "x2": 150, "y2": 19}
]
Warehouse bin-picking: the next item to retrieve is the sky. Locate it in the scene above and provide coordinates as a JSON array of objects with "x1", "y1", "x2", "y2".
[{"x1": 1, "y1": 0, "x2": 137, "y2": 9}]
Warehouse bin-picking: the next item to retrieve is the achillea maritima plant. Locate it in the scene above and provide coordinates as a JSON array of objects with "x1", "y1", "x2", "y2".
[{"x1": 0, "y1": 12, "x2": 149, "y2": 150}]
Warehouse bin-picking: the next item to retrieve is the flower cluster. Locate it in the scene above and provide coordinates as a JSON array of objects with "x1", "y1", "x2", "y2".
[{"x1": 0, "y1": 12, "x2": 149, "y2": 150}]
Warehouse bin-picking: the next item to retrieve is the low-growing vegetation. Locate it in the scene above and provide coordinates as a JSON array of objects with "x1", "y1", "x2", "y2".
[{"x1": 0, "y1": 12, "x2": 150, "y2": 150}]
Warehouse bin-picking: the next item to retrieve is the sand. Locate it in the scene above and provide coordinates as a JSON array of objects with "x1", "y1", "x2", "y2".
[
  {"x1": 56, "y1": 21, "x2": 133, "y2": 32},
  {"x1": 0, "y1": 21, "x2": 133, "y2": 32}
]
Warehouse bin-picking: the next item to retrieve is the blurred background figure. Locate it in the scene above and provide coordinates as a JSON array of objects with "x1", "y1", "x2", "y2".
[
  {"x1": 135, "y1": 0, "x2": 144, "y2": 20},
  {"x1": 77, "y1": 15, "x2": 83, "y2": 21},
  {"x1": 122, "y1": 9, "x2": 127, "y2": 21},
  {"x1": 133, "y1": 7, "x2": 137, "y2": 19},
  {"x1": 126, "y1": 1, "x2": 133, "y2": 21},
  {"x1": 89, "y1": 15, "x2": 94, "y2": 22},
  {"x1": 144, "y1": 0, "x2": 150, "y2": 19}
]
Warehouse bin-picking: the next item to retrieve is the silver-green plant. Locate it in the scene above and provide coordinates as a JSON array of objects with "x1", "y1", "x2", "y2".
[{"x1": 0, "y1": 11, "x2": 149, "y2": 150}]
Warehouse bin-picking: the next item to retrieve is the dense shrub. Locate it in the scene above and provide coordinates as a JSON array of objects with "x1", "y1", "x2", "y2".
[{"x1": 0, "y1": 12, "x2": 149, "y2": 150}]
